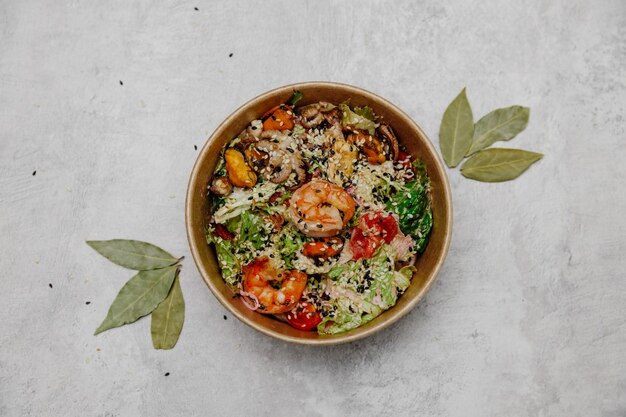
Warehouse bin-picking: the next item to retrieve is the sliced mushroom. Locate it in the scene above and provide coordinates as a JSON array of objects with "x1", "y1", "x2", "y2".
[
  {"x1": 377, "y1": 123, "x2": 399, "y2": 161},
  {"x1": 210, "y1": 176, "x2": 233, "y2": 196},
  {"x1": 323, "y1": 107, "x2": 342, "y2": 127},
  {"x1": 299, "y1": 102, "x2": 336, "y2": 128}
]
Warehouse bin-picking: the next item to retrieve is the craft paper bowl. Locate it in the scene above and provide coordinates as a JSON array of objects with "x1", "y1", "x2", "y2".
[{"x1": 186, "y1": 82, "x2": 452, "y2": 345}]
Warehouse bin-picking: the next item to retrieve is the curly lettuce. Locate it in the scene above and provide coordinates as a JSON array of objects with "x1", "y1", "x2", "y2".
[
  {"x1": 207, "y1": 210, "x2": 273, "y2": 287},
  {"x1": 213, "y1": 181, "x2": 279, "y2": 224},
  {"x1": 276, "y1": 224, "x2": 308, "y2": 269},
  {"x1": 206, "y1": 233, "x2": 240, "y2": 287},
  {"x1": 318, "y1": 246, "x2": 410, "y2": 335},
  {"x1": 386, "y1": 163, "x2": 433, "y2": 253},
  {"x1": 339, "y1": 103, "x2": 377, "y2": 135}
]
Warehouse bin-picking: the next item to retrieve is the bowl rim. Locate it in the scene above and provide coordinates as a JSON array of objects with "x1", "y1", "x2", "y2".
[{"x1": 185, "y1": 81, "x2": 452, "y2": 345}]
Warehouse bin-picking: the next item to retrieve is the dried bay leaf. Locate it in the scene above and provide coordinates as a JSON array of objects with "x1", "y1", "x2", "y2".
[
  {"x1": 439, "y1": 88, "x2": 474, "y2": 167},
  {"x1": 94, "y1": 265, "x2": 178, "y2": 335},
  {"x1": 151, "y1": 274, "x2": 185, "y2": 350},
  {"x1": 460, "y1": 148, "x2": 543, "y2": 182},
  {"x1": 467, "y1": 106, "x2": 530, "y2": 156},
  {"x1": 86, "y1": 239, "x2": 179, "y2": 270}
]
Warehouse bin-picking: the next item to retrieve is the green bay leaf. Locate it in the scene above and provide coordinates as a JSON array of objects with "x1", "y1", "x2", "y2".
[
  {"x1": 439, "y1": 88, "x2": 474, "y2": 167},
  {"x1": 460, "y1": 148, "x2": 543, "y2": 182},
  {"x1": 151, "y1": 274, "x2": 185, "y2": 350},
  {"x1": 94, "y1": 265, "x2": 178, "y2": 335},
  {"x1": 86, "y1": 239, "x2": 179, "y2": 270},
  {"x1": 467, "y1": 106, "x2": 530, "y2": 156}
]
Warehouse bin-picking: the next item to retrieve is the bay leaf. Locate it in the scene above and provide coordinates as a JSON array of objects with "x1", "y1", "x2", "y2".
[
  {"x1": 86, "y1": 239, "x2": 179, "y2": 270},
  {"x1": 94, "y1": 265, "x2": 178, "y2": 335},
  {"x1": 151, "y1": 274, "x2": 185, "y2": 350},
  {"x1": 460, "y1": 148, "x2": 543, "y2": 182},
  {"x1": 439, "y1": 88, "x2": 474, "y2": 167},
  {"x1": 467, "y1": 106, "x2": 530, "y2": 156}
]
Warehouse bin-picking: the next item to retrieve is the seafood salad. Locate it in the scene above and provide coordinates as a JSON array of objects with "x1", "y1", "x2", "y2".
[{"x1": 206, "y1": 92, "x2": 433, "y2": 334}]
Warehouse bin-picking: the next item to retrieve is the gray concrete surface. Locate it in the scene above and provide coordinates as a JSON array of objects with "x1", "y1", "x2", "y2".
[{"x1": 1, "y1": 0, "x2": 625, "y2": 416}]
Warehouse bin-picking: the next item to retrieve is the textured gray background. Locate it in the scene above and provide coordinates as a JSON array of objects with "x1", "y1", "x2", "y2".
[{"x1": 1, "y1": 0, "x2": 625, "y2": 416}]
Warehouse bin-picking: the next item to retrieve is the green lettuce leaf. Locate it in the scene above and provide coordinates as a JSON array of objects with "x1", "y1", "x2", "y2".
[
  {"x1": 386, "y1": 175, "x2": 433, "y2": 252},
  {"x1": 276, "y1": 225, "x2": 308, "y2": 269},
  {"x1": 353, "y1": 106, "x2": 376, "y2": 121},
  {"x1": 340, "y1": 103, "x2": 377, "y2": 134},
  {"x1": 318, "y1": 246, "x2": 410, "y2": 335},
  {"x1": 206, "y1": 234, "x2": 240, "y2": 287},
  {"x1": 238, "y1": 211, "x2": 267, "y2": 251},
  {"x1": 287, "y1": 90, "x2": 303, "y2": 106}
]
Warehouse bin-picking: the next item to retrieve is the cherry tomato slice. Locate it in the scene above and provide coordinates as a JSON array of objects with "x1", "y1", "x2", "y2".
[
  {"x1": 350, "y1": 211, "x2": 399, "y2": 259},
  {"x1": 396, "y1": 150, "x2": 415, "y2": 180},
  {"x1": 350, "y1": 227, "x2": 382, "y2": 260},
  {"x1": 215, "y1": 223, "x2": 235, "y2": 241},
  {"x1": 358, "y1": 211, "x2": 399, "y2": 244},
  {"x1": 286, "y1": 302, "x2": 322, "y2": 331}
]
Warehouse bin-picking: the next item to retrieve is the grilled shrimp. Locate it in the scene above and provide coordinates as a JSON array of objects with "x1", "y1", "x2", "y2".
[
  {"x1": 241, "y1": 257, "x2": 307, "y2": 314},
  {"x1": 289, "y1": 179, "x2": 356, "y2": 238}
]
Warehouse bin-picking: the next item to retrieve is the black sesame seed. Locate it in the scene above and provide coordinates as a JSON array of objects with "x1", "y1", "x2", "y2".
[
  {"x1": 194, "y1": 7, "x2": 199, "y2": 11},
  {"x1": 164, "y1": 372, "x2": 170, "y2": 376},
  {"x1": 48, "y1": 283, "x2": 53, "y2": 288},
  {"x1": 223, "y1": 315, "x2": 227, "y2": 320},
  {"x1": 228, "y1": 52, "x2": 233, "y2": 57},
  {"x1": 86, "y1": 301, "x2": 91, "y2": 305},
  {"x1": 247, "y1": 196, "x2": 253, "y2": 200},
  {"x1": 251, "y1": 125, "x2": 257, "y2": 130},
  {"x1": 194, "y1": 145, "x2": 197, "y2": 150},
  {"x1": 32, "y1": 170, "x2": 36, "y2": 176},
  {"x1": 316, "y1": 224, "x2": 323, "y2": 228},
  {"x1": 119, "y1": 80, "x2": 123, "y2": 85}
]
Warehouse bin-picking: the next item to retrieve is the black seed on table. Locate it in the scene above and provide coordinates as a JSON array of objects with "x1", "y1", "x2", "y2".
[
  {"x1": 48, "y1": 283, "x2": 53, "y2": 288},
  {"x1": 228, "y1": 53, "x2": 233, "y2": 58},
  {"x1": 194, "y1": 7, "x2": 198, "y2": 11},
  {"x1": 119, "y1": 80, "x2": 123, "y2": 85},
  {"x1": 194, "y1": 145, "x2": 197, "y2": 150},
  {"x1": 164, "y1": 372, "x2": 170, "y2": 377},
  {"x1": 32, "y1": 170, "x2": 36, "y2": 176},
  {"x1": 223, "y1": 315, "x2": 227, "y2": 320},
  {"x1": 86, "y1": 301, "x2": 91, "y2": 305}
]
